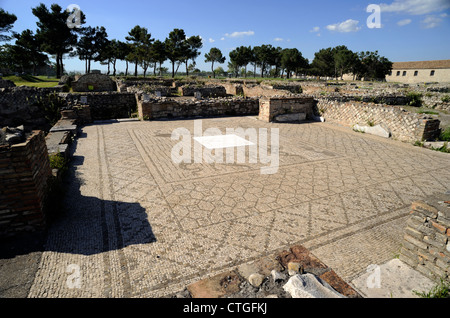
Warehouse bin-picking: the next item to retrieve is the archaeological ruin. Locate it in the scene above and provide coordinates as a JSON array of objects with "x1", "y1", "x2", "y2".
[{"x1": 1, "y1": 75, "x2": 449, "y2": 299}]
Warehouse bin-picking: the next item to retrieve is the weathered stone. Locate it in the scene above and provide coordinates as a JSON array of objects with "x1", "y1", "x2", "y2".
[
  {"x1": 0, "y1": 79, "x2": 16, "y2": 88},
  {"x1": 248, "y1": 273, "x2": 265, "y2": 287},
  {"x1": 271, "y1": 270, "x2": 286, "y2": 282},
  {"x1": 353, "y1": 124, "x2": 391, "y2": 138},
  {"x1": 71, "y1": 73, "x2": 117, "y2": 92},
  {"x1": 283, "y1": 274, "x2": 345, "y2": 298},
  {"x1": 287, "y1": 262, "x2": 303, "y2": 275},
  {"x1": 274, "y1": 113, "x2": 306, "y2": 122}
]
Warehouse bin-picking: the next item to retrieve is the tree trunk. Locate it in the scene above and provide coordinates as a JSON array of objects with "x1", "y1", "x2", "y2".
[
  {"x1": 113, "y1": 60, "x2": 117, "y2": 76},
  {"x1": 56, "y1": 53, "x2": 61, "y2": 78},
  {"x1": 143, "y1": 63, "x2": 147, "y2": 77},
  {"x1": 185, "y1": 61, "x2": 189, "y2": 77},
  {"x1": 171, "y1": 60, "x2": 175, "y2": 78},
  {"x1": 212, "y1": 61, "x2": 215, "y2": 78},
  {"x1": 175, "y1": 62, "x2": 180, "y2": 77},
  {"x1": 134, "y1": 60, "x2": 138, "y2": 77},
  {"x1": 159, "y1": 62, "x2": 162, "y2": 76},
  {"x1": 153, "y1": 63, "x2": 156, "y2": 76},
  {"x1": 60, "y1": 55, "x2": 64, "y2": 76},
  {"x1": 125, "y1": 61, "x2": 129, "y2": 76}
]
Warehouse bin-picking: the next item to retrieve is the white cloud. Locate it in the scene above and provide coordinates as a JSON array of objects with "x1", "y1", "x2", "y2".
[
  {"x1": 224, "y1": 31, "x2": 255, "y2": 38},
  {"x1": 220, "y1": 37, "x2": 225, "y2": 41},
  {"x1": 208, "y1": 38, "x2": 215, "y2": 43},
  {"x1": 326, "y1": 19, "x2": 361, "y2": 33},
  {"x1": 421, "y1": 14, "x2": 445, "y2": 28},
  {"x1": 380, "y1": 0, "x2": 450, "y2": 15},
  {"x1": 274, "y1": 37, "x2": 284, "y2": 42},
  {"x1": 310, "y1": 26, "x2": 320, "y2": 33},
  {"x1": 397, "y1": 18, "x2": 412, "y2": 26}
]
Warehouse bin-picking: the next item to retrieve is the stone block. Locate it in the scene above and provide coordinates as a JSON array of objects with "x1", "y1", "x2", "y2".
[
  {"x1": 404, "y1": 234, "x2": 429, "y2": 250},
  {"x1": 353, "y1": 124, "x2": 391, "y2": 138},
  {"x1": 283, "y1": 274, "x2": 345, "y2": 298},
  {"x1": 248, "y1": 273, "x2": 265, "y2": 287},
  {"x1": 274, "y1": 113, "x2": 306, "y2": 123}
]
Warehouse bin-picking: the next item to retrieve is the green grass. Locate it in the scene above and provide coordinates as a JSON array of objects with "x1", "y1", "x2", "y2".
[
  {"x1": 417, "y1": 110, "x2": 439, "y2": 115},
  {"x1": 4, "y1": 75, "x2": 59, "y2": 88},
  {"x1": 440, "y1": 126, "x2": 450, "y2": 142},
  {"x1": 49, "y1": 153, "x2": 68, "y2": 172},
  {"x1": 413, "y1": 278, "x2": 450, "y2": 298}
]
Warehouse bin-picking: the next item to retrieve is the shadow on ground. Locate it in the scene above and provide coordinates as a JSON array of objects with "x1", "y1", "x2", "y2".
[{"x1": 0, "y1": 131, "x2": 157, "y2": 259}]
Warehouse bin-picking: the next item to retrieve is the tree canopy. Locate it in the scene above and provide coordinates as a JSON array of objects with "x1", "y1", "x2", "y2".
[
  {"x1": 205, "y1": 47, "x2": 226, "y2": 78},
  {"x1": 32, "y1": 3, "x2": 86, "y2": 78},
  {"x1": 0, "y1": 9, "x2": 17, "y2": 42}
]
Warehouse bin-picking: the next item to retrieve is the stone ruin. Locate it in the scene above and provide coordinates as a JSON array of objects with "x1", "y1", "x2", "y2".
[
  {"x1": 0, "y1": 75, "x2": 449, "y2": 240},
  {"x1": 0, "y1": 76, "x2": 448, "y2": 147},
  {"x1": 71, "y1": 73, "x2": 117, "y2": 92}
]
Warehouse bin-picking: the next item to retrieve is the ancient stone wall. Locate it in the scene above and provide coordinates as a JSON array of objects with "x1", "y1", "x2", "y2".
[
  {"x1": 137, "y1": 97, "x2": 259, "y2": 120},
  {"x1": 178, "y1": 85, "x2": 227, "y2": 98},
  {"x1": 400, "y1": 196, "x2": 450, "y2": 283},
  {"x1": 115, "y1": 77, "x2": 175, "y2": 92},
  {"x1": 0, "y1": 79, "x2": 16, "y2": 88},
  {"x1": 71, "y1": 73, "x2": 117, "y2": 92},
  {"x1": 219, "y1": 81, "x2": 292, "y2": 98},
  {"x1": 316, "y1": 98, "x2": 441, "y2": 142},
  {"x1": 0, "y1": 86, "x2": 65, "y2": 130},
  {"x1": 59, "y1": 92, "x2": 137, "y2": 120},
  {"x1": 259, "y1": 97, "x2": 315, "y2": 122},
  {"x1": 0, "y1": 131, "x2": 52, "y2": 237}
]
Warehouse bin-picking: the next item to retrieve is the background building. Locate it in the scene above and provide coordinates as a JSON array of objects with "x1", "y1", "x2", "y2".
[{"x1": 386, "y1": 60, "x2": 450, "y2": 84}]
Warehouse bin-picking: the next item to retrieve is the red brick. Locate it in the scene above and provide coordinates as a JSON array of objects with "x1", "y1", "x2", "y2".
[{"x1": 431, "y1": 221, "x2": 447, "y2": 234}]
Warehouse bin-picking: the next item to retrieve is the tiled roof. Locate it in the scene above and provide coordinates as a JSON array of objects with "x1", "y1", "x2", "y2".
[{"x1": 392, "y1": 60, "x2": 450, "y2": 70}]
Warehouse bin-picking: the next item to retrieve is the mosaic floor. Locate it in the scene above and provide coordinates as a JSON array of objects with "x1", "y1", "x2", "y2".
[{"x1": 27, "y1": 117, "x2": 450, "y2": 297}]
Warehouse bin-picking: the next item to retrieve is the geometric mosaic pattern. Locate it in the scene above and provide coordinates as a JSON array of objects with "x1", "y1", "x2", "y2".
[{"x1": 28, "y1": 117, "x2": 450, "y2": 297}]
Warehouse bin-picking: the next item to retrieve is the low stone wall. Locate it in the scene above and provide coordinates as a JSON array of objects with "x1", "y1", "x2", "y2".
[
  {"x1": 59, "y1": 92, "x2": 137, "y2": 120},
  {"x1": 316, "y1": 98, "x2": 441, "y2": 142},
  {"x1": 71, "y1": 73, "x2": 117, "y2": 92},
  {"x1": 0, "y1": 86, "x2": 65, "y2": 130},
  {"x1": 0, "y1": 79, "x2": 16, "y2": 88},
  {"x1": 0, "y1": 131, "x2": 52, "y2": 237},
  {"x1": 262, "y1": 83, "x2": 303, "y2": 94},
  {"x1": 178, "y1": 85, "x2": 227, "y2": 98},
  {"x1": 259, "y1": 96, "x2": 315, "y2": 122},
  {"x1": 137, "y1": 97, "x2": 259, "y2": 120},
  {"x1": 115, "y1": 78, "x2": 175, "y2": 93},
  {"x1": 220, "y1": 81, "x2": 292, "y2": 98},
  {"x1": 400, "y1": 195, "x2": 450, "y2": 283},
  {"x1": 128, "y1": 85, "x2": 175, "y2": 97}
]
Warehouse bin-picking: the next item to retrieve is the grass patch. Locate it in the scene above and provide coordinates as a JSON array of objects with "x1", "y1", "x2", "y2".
[
  {"x1": 406, "y1": 91, "x2": 423, "y2": 107},
  {"x1": 49, "y1": 153, "x2": 68, "y2": 172},
  {"x1": 417, "y1": 110, "x2": 439, "y2": 115},
  {"x1": 4, "y1": 75, "x2": 59, "y2": 88},
  {"x1": 413, "y1": 278, "x2": 450, "y2": 298},
  {"x1": 440, "y1": 126, "x2": 450, "y2": 142}
]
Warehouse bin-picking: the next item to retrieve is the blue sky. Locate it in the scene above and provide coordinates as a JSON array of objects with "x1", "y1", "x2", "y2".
[{"x1": 1, "y1": 0, "x2": 450, "y2": 73}]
